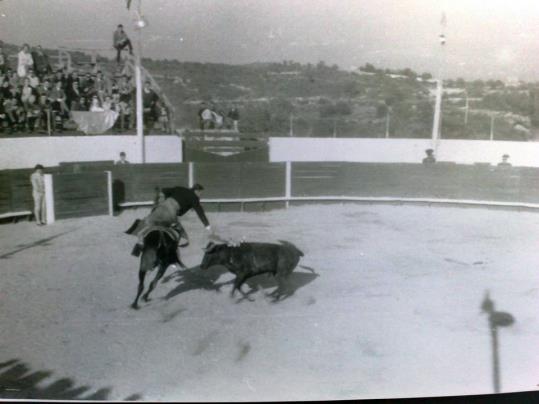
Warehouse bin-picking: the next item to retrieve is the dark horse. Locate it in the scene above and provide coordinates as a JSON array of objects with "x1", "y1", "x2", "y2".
[{"x1": 131, "y1": 228, "x2": 185, "y2": 309}]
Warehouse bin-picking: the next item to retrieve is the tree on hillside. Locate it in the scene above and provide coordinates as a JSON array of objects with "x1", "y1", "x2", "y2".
[{"x1": 360, "y1": 63, "x2": 377, "y2": 73}]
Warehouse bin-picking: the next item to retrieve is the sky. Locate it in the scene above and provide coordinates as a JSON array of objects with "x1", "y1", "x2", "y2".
[{"x1": 1, "y1": 0, "x2": 539, "y2": 81}]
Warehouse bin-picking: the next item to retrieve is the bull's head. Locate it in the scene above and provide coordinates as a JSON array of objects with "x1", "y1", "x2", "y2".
[{"x1": 200, "y1": 242, "x2": 228, "y2": 270}]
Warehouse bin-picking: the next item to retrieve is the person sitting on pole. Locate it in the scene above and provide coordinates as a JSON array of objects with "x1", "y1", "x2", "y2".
[{"x1": 113, "y1": 24, "x2": 134, "y2": 64}]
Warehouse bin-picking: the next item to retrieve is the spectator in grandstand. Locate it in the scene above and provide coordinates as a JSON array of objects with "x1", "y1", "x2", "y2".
[
  {"x1": 102, "y1": 95, "x2": 113, "y2": 111},
  {"x1": 200, "y1": 106, "x2": 213, "y2": 130},
  {"x1": 20, "y1": 78, "x2": 35, "y2": 106},
  {"x1": 66, "y1": 80, "x2": 82, "y2": 110},
  {"x1": 155, "y1": 100, "x2": 170, "y2": 133},
  {"x1": 94, "y1": 70, "x2": 111, "y2": 102},
  {"x1": 214, "y1": 109, "x2": 226, "y2": 129},
  {"x1": 30, "y1": 164, "x2": 46, "y2": 226},
  {"x1": 113, "y1": 24, "x2": 134, "y2": 64},
  {"x1": 24, "y1": 95, "x2": 43, "y2": 132},
  {"x1": 74, "y1": 96, "x2": 88, "y2": 112},
  {"x1": 66, "y1": 70, "x2": 81, "y2": 89},
  {"x1": 497, "y1": 154, "x2": 512, "y2": 168},
  {"x1": 118, "y1": 99, "x2": 132, "y2": 130},
  {"x1": 142, "y1": 80, "x2": 158, "y2": 126},
  {"x1": 80, "y1": 73, "x2": 96, "y2": 100},
  {"x1": 48, "y1": 80, "x2": 69, "y2": 117},
  {"x1": 9, "y1": 69, "x2": 19, "y2": 87},
  {"x1": 27, "y1": 69, "x2": 40, "y2": 88},
  {"x1": 0, "y1": 100, "x2": 6, "y2": 132},
  {"x1": 0, "y1": 43, "x2": 8, "y2": 74},
  {"x1": 422, "y1": 148, "x2": 436, "y2": 165},
  {"x1": 228, "y1": 106, "x2": 240, "y2": 131},
  {"x1": 3, "y1": 86, "x2": 22, "y2": 132},
  {"x1": 115, "y1": 151, "x2": 130, "y2": 165},
  {"x1": 89, "y1": 95, "x2": 104, "y2": 112},
  {"x1": 17, "y1": 44, "x2": 34, "y2": 78},
  {"x1": 31, "y1": 46, "x2": 52, "y2": 78}
]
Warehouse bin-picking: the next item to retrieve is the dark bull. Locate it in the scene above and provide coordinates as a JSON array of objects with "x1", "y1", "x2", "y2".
[{"x1": 200, "y1": 240, "x2": 311, "y2": 300}]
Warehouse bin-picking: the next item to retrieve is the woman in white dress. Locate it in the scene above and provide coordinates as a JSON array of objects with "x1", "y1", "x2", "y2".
[{"x1": 17, "y1": 44, "x2": 34, "y2": 78}]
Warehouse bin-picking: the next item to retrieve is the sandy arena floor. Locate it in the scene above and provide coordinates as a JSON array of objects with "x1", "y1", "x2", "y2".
[{"x1": 1, "y1": 204, "x2": 538, "y2": 401}]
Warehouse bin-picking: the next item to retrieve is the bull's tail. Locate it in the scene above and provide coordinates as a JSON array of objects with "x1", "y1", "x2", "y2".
[{"x1": 278, "y1": 240, "x2": 304, "y2": 257}]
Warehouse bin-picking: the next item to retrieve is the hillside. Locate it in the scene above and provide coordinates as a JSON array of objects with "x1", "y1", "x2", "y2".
[
  {"x1": 4, "y1": 41, "x2": 539, "y2": 140},
  {"x1": 143, "y1": 59, "x2": 539, "y2": 141}
]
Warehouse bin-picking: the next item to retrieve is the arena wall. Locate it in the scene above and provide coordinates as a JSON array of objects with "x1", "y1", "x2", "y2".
[
  {"x1": 0, "y1": 135, "x2": 183, "y2": 170},
  {"x1": 3, "y1": 161, "x2": 539, "y2": 222},
  {"x1": 269, "y1": 138, "x2": 539, "y2": 167}
]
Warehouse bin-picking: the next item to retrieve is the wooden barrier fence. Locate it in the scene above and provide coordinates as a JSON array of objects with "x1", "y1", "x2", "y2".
[{"x1": 3, "y1": 162, "x2": 539, "y2": 223}]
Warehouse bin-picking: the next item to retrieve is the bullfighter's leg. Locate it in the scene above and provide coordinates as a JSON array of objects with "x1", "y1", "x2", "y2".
[
  {"x1": 131, "y1": 270, "x2": 146, "y2": 309},
  {"x1": 143, "y1": 263, "x2": 168, "y2": 302}
]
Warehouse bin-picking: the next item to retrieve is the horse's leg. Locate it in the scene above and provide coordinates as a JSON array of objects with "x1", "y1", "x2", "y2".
[
  {"x1": 132, "y1": 247, "x2": 156, "y2": 309},
  {"x1": 143, "y1": 262, "x2": 168, "y2": 302},
  {"x1": 131, "y1": 269, "x2": 146, "y2": 309}
]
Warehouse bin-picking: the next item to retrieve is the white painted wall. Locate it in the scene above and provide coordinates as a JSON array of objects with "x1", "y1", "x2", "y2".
[
  {"x1": 0, "y1": 135, "x2": 182, "y2": 169},
  {"x1": 270, "y1": 138, "x2": 539, "y2": 167}
]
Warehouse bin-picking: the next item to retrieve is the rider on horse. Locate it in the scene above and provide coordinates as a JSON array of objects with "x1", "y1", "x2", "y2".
[{"x1": 127, "y1": 183, "x2": 211, "y2": 257}]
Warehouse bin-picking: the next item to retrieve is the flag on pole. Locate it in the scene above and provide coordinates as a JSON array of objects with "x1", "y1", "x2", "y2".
[{"x1": 126, "y1": 0, "x2": 132, "y2": 10}]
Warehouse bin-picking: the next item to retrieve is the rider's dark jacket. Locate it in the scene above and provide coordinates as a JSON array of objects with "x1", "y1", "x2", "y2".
[{"x1": 162, "y1": 186, "x2": 210, "y2": 227}]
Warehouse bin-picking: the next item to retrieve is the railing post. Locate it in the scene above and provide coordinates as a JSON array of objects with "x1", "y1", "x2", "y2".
[
  {"x1": 285, "y1": 161, "x2": 291, "y2": 208},
  {"x1": 44, "y1": 174, "x2": 55, "y2": 224},
  {"x1": 106, "y1": 171, "x2": 113, "y2": 216},
  {"x1": 188, "y1": 162, "x2": 194, "y2": 188}
]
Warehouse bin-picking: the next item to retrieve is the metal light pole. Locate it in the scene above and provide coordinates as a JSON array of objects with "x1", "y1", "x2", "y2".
[
  {"x1": 431, "y1": 13, "x2": 447, "y2": 155},
  {"x1": 385, "y1": 107, "x2": 391, "y2": 138},
  {"x1": 134, "y1": 0, "x2": 147, "y2": 163},
  {"x1": 289, "y1": 114, "x2": 294, "y2": 137},
  {"x1": 464, "y1": 90, "x2": 469, "y2": 126}
]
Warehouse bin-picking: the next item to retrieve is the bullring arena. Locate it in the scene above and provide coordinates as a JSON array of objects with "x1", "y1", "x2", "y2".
[
  {"x1": 2, "y1": 1, "x2": 539, "y2": 401},
  {"x1": 2, "y1": 156, "x2": 539, "y2": 401}
]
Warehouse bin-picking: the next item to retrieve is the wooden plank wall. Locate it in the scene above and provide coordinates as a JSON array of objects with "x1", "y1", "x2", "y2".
[
  {"x1": 0, "y1": 169, "x2": 36, "y2": 216},
  {"x1": 193, "y1": 163, "x2": 285, "y2": 199},
  {"x1": 112, "y1": 163, "x2": 189, "y2": 204},
  {"x1": 291, "y1": 162, "x2": 539, "y2": 203},
  {"x1": 54, "y1": 172, "x2": 109, "y2": 219}
]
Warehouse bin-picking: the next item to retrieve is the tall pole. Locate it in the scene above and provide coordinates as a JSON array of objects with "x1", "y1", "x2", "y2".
[
  {"x1": 432, "y1": 12, "x2": 446, "y2": 155},
  {"x1": 289, "y1": 114, "x2": 294, "y2": 137},
  {"x1": 135, "y1": 0, "x2": 145, "y2": 163},
  {"x1": 385, "y1": 109, "x2": 390, "y2": 138},
  {"x1": 464, "y1": 91, "x2": 469, "y2": 126},
  {"x1": 490, "y1": 115, "x2": 495, "y2": 141}
]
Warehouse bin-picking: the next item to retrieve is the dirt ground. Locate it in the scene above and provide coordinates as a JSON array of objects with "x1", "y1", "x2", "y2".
[{"x1": 1, "y1": 204, "x2": 538, "y2": 401}]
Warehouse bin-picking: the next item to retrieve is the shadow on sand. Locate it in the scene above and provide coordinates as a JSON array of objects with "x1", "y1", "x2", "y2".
[
  {"x1": 0, "y1": 359, "x2": 142, "y2": 401},
  {"x1": 0, "y1": 229, "x2": 77, "y2": 260},
  {"x1": 163, "y1": 264, "x2": 319, "y2": 303}
]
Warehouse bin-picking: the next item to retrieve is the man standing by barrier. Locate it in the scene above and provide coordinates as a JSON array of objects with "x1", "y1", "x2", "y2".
[{"x1": 30, "y1": 164, "x2": 46, "y2": 226}]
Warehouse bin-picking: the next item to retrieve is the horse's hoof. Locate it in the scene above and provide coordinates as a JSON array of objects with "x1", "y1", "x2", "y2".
[
  {"x1": 131, "y1": 303, "x2": 139, "y2": 310},
  {"x1": 142, "y1": 295, "x2": 151, "y2": 302}
]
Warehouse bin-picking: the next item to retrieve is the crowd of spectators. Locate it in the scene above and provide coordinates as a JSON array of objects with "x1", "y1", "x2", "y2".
[
  {"x1": 0, "y1": 41, "x2": 170, "y2": 134},
  {"x1": 197, "y1": 102, "x2": 240, "y2": 131}
]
